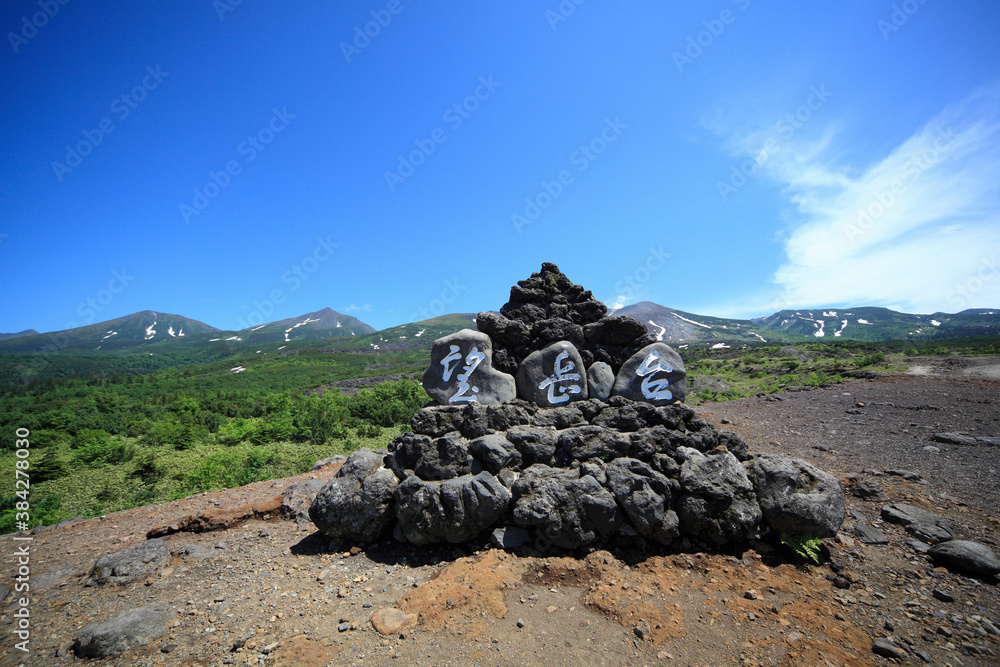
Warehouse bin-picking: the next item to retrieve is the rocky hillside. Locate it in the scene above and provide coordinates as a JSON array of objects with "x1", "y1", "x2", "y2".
[{"x1": 235, "y1": 308, "x2": 376, "y2": 344}]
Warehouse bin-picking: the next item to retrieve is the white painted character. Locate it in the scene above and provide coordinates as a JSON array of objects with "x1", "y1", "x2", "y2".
[
  {"x1": 538, "y1": 349, "x2": 583, "y2": 404},
  {"x1": 440, "y1": 345, "x2": 462, "y2": 381},
  {"x1": 450, "y1": 346, "x2": 485, "y2": 403},
  {"x1": 636, "y1": 349, "x2": 673, "y2": 401}
]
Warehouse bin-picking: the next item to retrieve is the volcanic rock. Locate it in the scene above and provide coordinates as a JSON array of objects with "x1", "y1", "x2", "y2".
[
  {"x1": 309, "y1": 449, "x2": 399, "y2": 543},
  {"x1": 613, "y1": 343, "x2": 687, "y2": 405},
  {"x1": 86, "y1": 539, "x2": 170, "y2": 587},
  {"x1": 744, "y1": 454, "x2": 845, "y2": 538},
  {"x1": 422, "y1": 329, "x2": 516, "y2": 406},
  {"x1": 515, "y1": 340, "x2": 588, "y2": 406}
]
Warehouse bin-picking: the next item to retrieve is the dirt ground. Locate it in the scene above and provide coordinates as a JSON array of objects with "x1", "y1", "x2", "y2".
[{"x1": 2, "y1": 367, "x2": 999, "y2": 667}]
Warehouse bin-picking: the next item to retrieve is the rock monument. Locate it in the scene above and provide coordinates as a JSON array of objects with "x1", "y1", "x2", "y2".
[{"x1": 311, "y1": 263, "x2": 845, "y2": 552}]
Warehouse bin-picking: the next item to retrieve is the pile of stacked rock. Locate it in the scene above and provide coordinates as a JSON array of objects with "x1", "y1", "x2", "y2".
[{"x1": 311, "y1": 264, "x2": 845, "y2": 552}]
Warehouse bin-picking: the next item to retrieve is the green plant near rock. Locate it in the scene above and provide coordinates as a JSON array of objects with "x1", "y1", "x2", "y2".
[{"x1": 780, "y1": 532, "x2": 822, "y2": 564}]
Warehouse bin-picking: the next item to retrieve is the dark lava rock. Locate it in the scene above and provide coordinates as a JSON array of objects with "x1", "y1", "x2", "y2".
[
  {"x1": 512, "y1": 464, "x2": 622, "y2": 550},
  {"x1": 394, "y1": 472, "x2": 510, "y2": 545},
  {"x1": 853, "y1": 525, "x2": 888, "y2": 545},
  {"x1": 744, "y1": 454, "x2": 845, "y2": 538},
  {"x1": 881, "y1": 503, "x2": 954, "y2": 543},
  {"x1": 587, "y1": 362, "x2": 614, "y2": 400},
  {"x1": 86, "y1": 539, "x2": 170, "y2": 587},
  {"x1": 310, "y1": 449, "x2": 399, "y2": 543},
  {"x1": 927, "y1": 540, "x2": 1000, "y2": 578},
  {"x1": 605, "y1": 458, "x2": 679, "y2": 545},
  {"x1": 73, "y1": 604, "x2": 176, "y2": 658},
  {"x1": 478, "y1": 263, "x2": 652, "y2": 375},
  {"x1": 851, "y1": 479, "x2": 885, "y2": 499},
  {"x1": 676, "y1": 447, "x2": 761, "y2": 546},
  {"x1": 871, "y1": 638, "x2": 907, "y2": 661}
]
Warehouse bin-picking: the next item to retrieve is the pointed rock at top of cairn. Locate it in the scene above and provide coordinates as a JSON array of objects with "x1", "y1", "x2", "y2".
[{"x1": 476, "y1": 263, "x2": 655, "y2": 375}]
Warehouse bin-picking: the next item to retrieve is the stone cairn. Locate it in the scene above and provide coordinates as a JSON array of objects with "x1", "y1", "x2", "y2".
[{"x1": 311, "y1": 264, "x2": 846, "y2": 552}]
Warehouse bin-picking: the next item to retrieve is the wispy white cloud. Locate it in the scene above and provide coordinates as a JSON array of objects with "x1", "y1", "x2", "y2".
[
  {"x1": 725, "y1": 83, "x2": 1000, "y2": 315},
  {"x1": 345, "y1": 303, "x2": 372, "y2": 313}
]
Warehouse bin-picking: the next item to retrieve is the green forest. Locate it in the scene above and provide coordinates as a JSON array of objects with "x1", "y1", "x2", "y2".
[{"x1": 0, "y1": 365, "x2": 428, "y2": 533}]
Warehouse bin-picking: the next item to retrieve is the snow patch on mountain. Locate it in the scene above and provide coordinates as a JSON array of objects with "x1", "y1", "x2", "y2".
[
  {"x1": 648, "y1": 320, "x2": 666, "y2": 341},
  {"x1": 671, "y1": 312, "x2": 712, "y2": 329}
]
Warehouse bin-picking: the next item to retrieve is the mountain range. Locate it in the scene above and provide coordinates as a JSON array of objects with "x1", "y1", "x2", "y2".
[
  {"x1": 0, "y1": 308, "x2": 373, "y2": 355},
  {"x1": 0, "y1": 303, "x2": 996, "y2": 356},
  {"x1": 610, "y1": 302, "x2": 999, "y2": 347}
]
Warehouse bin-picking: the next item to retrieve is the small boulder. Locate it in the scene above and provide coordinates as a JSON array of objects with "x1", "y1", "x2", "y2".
[
  {"x1": 469, "y1": 433, "x2": 522, "y2": 474},
  {"x1": 310, "y1": 449, "x2": 399, "y2": 543},
  {"x1": 928, "y1": 540, "x2": 1000, "y2": 578},
  {"x1": 557, "y1": 425, "x2": 631, "y2": 461},
  {"x1": 505, "y1": 426, "x2": 558, "y2": 466},
  {"x1": 512, "y1": 464, "x2": 622, "y2": 550},
  {"x1": 587, "y1": 362, "x2": 614, "y2": 400},
  {"x1": 605, "y1": 458, "x2": 679, "y2": 545},
  {"x1": 613, "y1": 343, "x2": 687, "y2": 404},
  {"x1": 744, "y1": 454, "x2": 845, "y2": 538},
  {"x1": 853, "y1": 525, "x2": 888, "y2": 545},
  {"x1": 414, "y1": 432, "x2": 474, "y2": 481},
  {"x1": 73, "y1": 603, "x2": 176, "y2": 658},
  {"x1": 281, "y1": 478, "x2": 326, "y2": 529},
  {"x1": 371, "y1": 608, "x2": 417, "y2": 635},
  {"x1": 86, "y1": 539, "x2": 169, "y2": 586},
  {"x1": 516, "y1": 340, "x2": 588, "y2": 406},
  {"x1": 881, "y1": 503, "x2": 953, "y2": 533},
  {"x1": 676, "y1": 447, "x2": 761, "y2": 546}
]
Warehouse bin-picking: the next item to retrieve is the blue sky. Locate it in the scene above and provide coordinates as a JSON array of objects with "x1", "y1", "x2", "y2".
[{"x1": 2, "y1": 1, "x2": 999, "y2": 335}]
